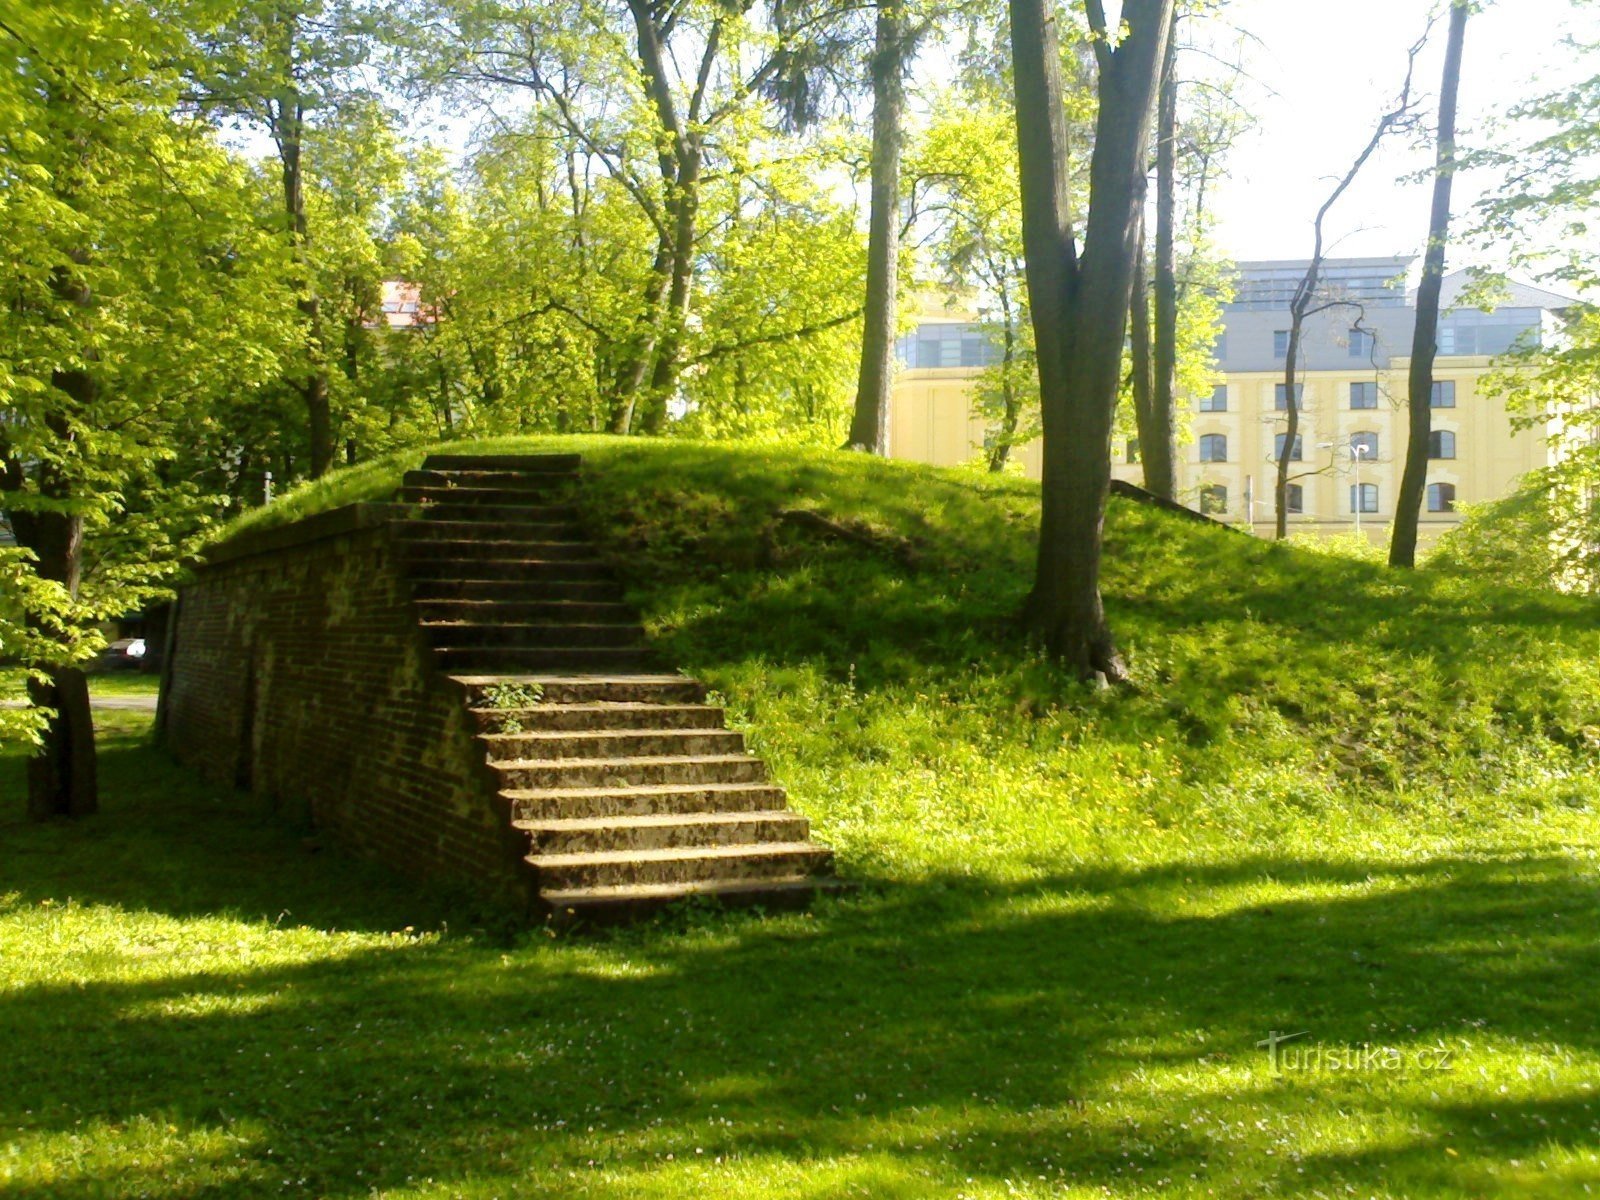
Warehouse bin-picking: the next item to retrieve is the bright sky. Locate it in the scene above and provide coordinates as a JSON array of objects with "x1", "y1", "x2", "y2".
[{"x1": 1204, "y1": 0, "x2": 1597, "y2": 272}]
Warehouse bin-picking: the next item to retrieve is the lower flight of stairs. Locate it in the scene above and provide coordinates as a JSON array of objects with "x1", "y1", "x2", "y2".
[{"x1": 395, "y1": 452, "x2": 837, "y2": 920}]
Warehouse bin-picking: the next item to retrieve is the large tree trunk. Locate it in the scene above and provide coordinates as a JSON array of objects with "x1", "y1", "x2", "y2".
[
  {"x1": 639, "y1": 169, "x2": 700, "y2": 435},
  {"x1": 624, "y1": 0, "x2": 708, "y2": 437},
  {"x1": 10, "y1": 405, "x2": 98, "y2": 821},
  {"x1": 844, "y1": 1, "x2": 909, "y2": 454},
  {"x1": 277, "y1": 103, "x2": 333, "y2": 478},
  {"x1": 609, "y1": 242, "x2": 672, "y2": 434},
  {"x1": 1391, "y1": 0, "x2": 1468, "y2": 568},
  {"x1": 1146, "y1": 11, "x2": 1181, "y2": 500},
  {"x1": 1012, "y1": 0, "x2": 1173, "y2": 680}
]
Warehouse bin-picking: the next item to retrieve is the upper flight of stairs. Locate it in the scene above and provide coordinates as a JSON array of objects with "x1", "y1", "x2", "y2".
[{"x1": 395, "y1": 452, "x2": 837, "y2": 920}]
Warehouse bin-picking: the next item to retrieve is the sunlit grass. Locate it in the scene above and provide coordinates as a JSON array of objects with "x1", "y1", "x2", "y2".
[{"x1": 7, "y1": 441, "x2": 1600, "y2": 1197}]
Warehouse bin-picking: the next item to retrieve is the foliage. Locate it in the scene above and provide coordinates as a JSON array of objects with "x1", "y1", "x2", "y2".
[
  {"x1": 1432, "y1": 463, "x2": 1600, "y2": 592},
  {"x1": 1455, "y1": 2, "x2": 1600, "y2": 580},
  {"x1": 0, "y1": 0, "x2": 298, "y2": 749}
]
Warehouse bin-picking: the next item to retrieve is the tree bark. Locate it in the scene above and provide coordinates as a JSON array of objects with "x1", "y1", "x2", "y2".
[
  {"x1": 1130, "y1": 214, "x2": 1159, "y2": 484},
  {"x1": 1147, "y1": 11, "x2": 1181, "y2": 500},
  {"x1": 844, "y1": 1, "x2": 909, "y2": 454},
  {"x1": 1011, "y1": 0, "x2": 1173, "y2": 680},
  {"x1": 608, "y1": 245, "x2": 671, "y2": 434},
  {"x1": 276, "y1": 100, "x2": 333, "y2": 478},
  {"x1": 638, "y1": 165, "x2": 700, "y2": 435},
  {"x1": 10, "y1": 399, "x2": 98, "y2": 820},
  {"x1": 623, "y1": 0, "x2": 711, "y2": 436},
  {"x1": 1275, "y1": 320, "x2": 1304, "y2": 539},
  {"x1": 988, "y1": 280, "x2": 1021, "y2": 472},
  {"x1": 1391, "y1": 0, "x2": 1468, "y2": 568}
]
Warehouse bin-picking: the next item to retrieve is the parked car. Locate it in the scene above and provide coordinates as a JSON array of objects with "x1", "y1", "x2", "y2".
[{"x1": 97, "y1": 638, "x2": 147, "y2": 671}]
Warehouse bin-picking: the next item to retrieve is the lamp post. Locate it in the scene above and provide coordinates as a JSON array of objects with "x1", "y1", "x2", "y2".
[
  {"x1": 1317, "y1": 440, "x2": 1372, "y2": 537},
  {"x1": 1352, "y1": 442, "x2": 1370, "y2": 537}
]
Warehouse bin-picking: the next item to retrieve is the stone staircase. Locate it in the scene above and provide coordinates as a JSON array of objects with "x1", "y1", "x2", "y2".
[{"x1": 395, "y1": 453, "x2": 836, "y2": 919}]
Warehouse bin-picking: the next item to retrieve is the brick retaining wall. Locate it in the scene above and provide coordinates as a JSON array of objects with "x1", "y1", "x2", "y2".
[{"x1": 161, "y1": 504, "x2": 530, "y2": 905}]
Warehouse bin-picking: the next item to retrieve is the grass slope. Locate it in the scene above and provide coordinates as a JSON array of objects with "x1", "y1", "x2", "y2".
[{"x1": 5, "y1": 438, "x2": 1600, "y2": 1199}]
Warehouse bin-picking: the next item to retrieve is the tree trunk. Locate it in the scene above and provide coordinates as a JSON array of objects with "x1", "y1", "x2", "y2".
[
  {"x1": 1147, "y1": 12, "x2": 1181, "y2": 500},
  {"x1": 623, "y1": 0, "x2": 706, "y2": 437},
  {"x1": 844, "y1": 2, "x2": 909, "y2": 454},
  {"x1": 11, "y1": 398, "x2": 98, "y2": 820},
  {"x1": 988, "y1": 282, "x2": 1021, "y2": 472},
  {"x1": 1012, "y1": 0, "x2": 1173, "y2": 679},
  {"x1": 639, "y1": 168, "x2": 700, "y2": 435},
  {"x1": 277, "y1": 103, "x2": 333, "y2": 478},
  {"x1": 1275, "y1": 321, "x2": 1303, "y2": 540},
  {"x1": 1130, "y1": 215, "x2": 1158, "y2": 487},
  {"x1": 1391, "y1": 0, "x2": 1468, "y2": 568},
  {"x1": 608, "y1": 247, "x2": 670, "y2": 434}
]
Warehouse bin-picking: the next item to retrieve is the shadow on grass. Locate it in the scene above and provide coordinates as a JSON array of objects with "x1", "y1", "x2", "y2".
[
  {"x1": 0, "y1": 717, "x2": 459, "y2": 933},
  {"x1": 4, "y1": 729, "x2": 1599, "y2": 1197}
]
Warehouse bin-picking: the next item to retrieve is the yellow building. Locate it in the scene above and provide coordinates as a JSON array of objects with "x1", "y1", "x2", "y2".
[{"x1": 889, "y1": 260, "x2": 1576, "y2": 548}]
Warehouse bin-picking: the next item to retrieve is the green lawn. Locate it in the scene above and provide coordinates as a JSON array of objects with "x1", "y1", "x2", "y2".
[
  {"x1": 5, "y1": 439, "x2": 1599, "y2": 1197},
  {"x1": 2, "y1": 670, "x2": 160, "y2": 701}
]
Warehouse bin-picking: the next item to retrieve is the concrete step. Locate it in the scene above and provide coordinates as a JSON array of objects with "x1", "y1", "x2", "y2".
[
  {"x1": 414, "y1": 579, "x2": 625, "y2": 603},
  {"x1": 518, "y1": 810, "x2": 810, "y2": 854},
  {"x1": 470, "y1": 702, "x2": 724, "y2": 733},
  {"x1": 418, "y1": 599, "x2": 635, "y2": 625},
  {"x1": 423, "y1": 453, "x2": 582, "y2": 473},
  {"x1": 433, "y1": 646, "x2": 660, "y2": 672},
  {"x1": 542, "y1": 875, "x2": 844, "y2": 920},
  {"x1": 395, "y1": 519, "x2": 582, "y2": 542},
  {"x1": 491, "y1": 753, "x2": 767, "y2": 791},
  {"x1": 404, "y1": 469, "x2": 575, "y2": 492},
  {"x1": 504, "y1": 781, "x2": 788, "y2": 820},
  {"x1": 403, "y1": 558, "x2": 616, "y2": 582},
  {"x1": 451, "y1": 674, "x2": 707, "y2": 706},
  {"x1": 482, "y1": 727, "x2": 745, "y2": 761},
  {"x1": 421, "y1": 622, "x2": 644, "y2": 649},
  {"x1": 402, "y1": 486, "x2": 577, "y2": 509},
  {"x1": 401, "y1": 539, "x2": 600, "y2": 563},
  {"x1": 504, "y1": 781, "x2": 787, "y2": 820},
  {"x1": 407, "y1": 501, "x2": 581, "y2": 523},
  {"x1": 530, "y1": 842, "x2": 832, "y2": 891}
]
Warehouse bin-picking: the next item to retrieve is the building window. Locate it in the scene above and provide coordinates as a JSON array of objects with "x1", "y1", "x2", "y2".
[
  {"x1": 1350, "y1": 381, "x2": 1378, "y2": 409},
  {"x1": 1349, "y1": 431, "x2": 1379, "y2": 460},
  {"x1": 1273, "y1": 330, "x2": 1290, "y2": 358},
  {"x1": 1427, "y1": 482, "x2": 1457, "y2": 513},
  {"x1": 1273, "y1": 383, "x2": 1304, "y2": 410},
  {"x1": 1200, "y1": 485, "x2": 1228, "y2": 515},
  {"x1": 1430, "y1": 380, "x2": 1456, "y2": 408},
  {"x1": 1438, "y1": 312, "x2": 1541, "y2": 356},
  {"x1": 895, "y1": 322, "x2": 999, "y2": 369},
  {"x1": 1199, "y1": 433, "x2": 1227, "y2": 462},
  {"x1": 1428, "y1": 430, "x2": 1457, "y2": 459},
  {"x1": 1125, "y1": 438, "x2": 1140, "y2": 464},
  {"x1": 1350, "y1": 483, "x2": 1379, "y2": 513},
  {"x1": 1201, "y1": 385, "x2": 1228, "y2": 412},
  {"x1": 1274, "y1": 433, "x2": 1303, "y2": 461},
  {"x1": 1348, "y1": 328, "x2": 1375, "y2": 358},
  {"x1": 1286, "y1": 483, "x2": 1304, "y2": 514}
]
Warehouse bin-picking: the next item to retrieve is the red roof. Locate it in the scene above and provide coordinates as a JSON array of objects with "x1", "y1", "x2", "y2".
[{"x1": 376, "y1": 280, "x2": 437, "y2": 329}]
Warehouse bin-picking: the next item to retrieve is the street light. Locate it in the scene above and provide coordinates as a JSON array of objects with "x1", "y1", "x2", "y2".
[
  {"x1": 1320, "y1": 439, "x2": 1372, "y2": 536},
  {"x1": 1351, "y1": 441, "x2": 1372, "y2": 536}
]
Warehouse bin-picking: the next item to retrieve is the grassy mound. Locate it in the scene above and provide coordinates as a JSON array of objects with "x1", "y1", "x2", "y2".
[
  {"x1": 7, "y1": 437, "x2": 1597, "y2": 1198},
  {"x1": 227, "y1": 436, "x2": 1600, "y2": 874}
]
